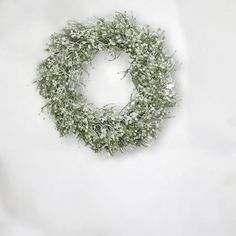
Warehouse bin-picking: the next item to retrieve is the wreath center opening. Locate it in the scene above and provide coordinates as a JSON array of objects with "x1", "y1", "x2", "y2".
[{"x1": 83, "y1": 51, "x2": 134, "y2": 109}]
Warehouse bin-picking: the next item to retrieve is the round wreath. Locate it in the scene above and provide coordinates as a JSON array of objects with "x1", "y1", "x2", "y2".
[{"x1": 36, "y1": 12, "x2": 176, "y2": 155}]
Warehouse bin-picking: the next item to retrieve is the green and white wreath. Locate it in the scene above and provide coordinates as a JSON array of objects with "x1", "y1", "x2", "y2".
[{"x1": 36, "y1": 12, "x2": 176, "y2": 155}]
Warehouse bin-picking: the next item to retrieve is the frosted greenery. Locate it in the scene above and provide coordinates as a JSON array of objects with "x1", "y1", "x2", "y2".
[{"x1": 36, "y1": 12, "x2": 176, "y2": 155}]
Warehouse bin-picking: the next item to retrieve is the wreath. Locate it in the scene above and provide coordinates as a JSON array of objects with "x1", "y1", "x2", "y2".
[{"x1": 36, "y1": 12, "x2": 176, "y2": 155}]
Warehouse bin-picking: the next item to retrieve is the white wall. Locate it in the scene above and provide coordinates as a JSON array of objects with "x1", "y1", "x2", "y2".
[{"x1": 0, "y1": 0, "x2": 235, "y2": 235}]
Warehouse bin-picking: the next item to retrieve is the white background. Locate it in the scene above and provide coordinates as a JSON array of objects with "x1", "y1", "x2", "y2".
[{"x1": 0, "y1": 0, "x2": 236, "y2": 235}]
